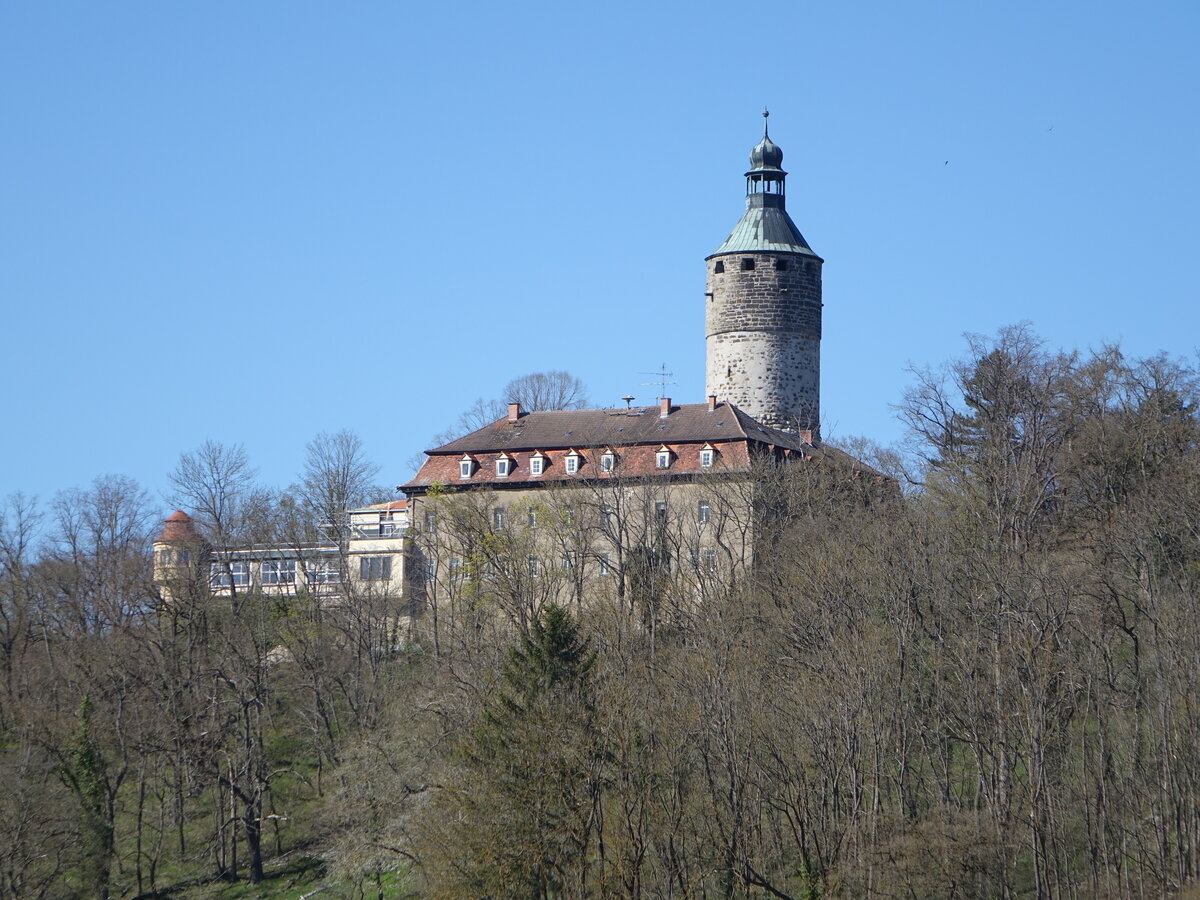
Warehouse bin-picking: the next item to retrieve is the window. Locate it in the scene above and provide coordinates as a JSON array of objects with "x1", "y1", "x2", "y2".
[
  {"x1": 714, "y1": 260, "x2": 725, "y2": 274},
  {"x1": 565, "y1": 453, "x2": 580, "y2": 474},
  {"x1": 701, "y1": 547, "x2": 717, "y2": 572},
  {"x1": 700, "y1": 447, "x2": 715, "y2": 468},
  {"x1": 449, "y1": 557, "x2": 463, "y2": 584},
  {"x1": 359, "y1": 556, "x2": 392, "y2": 581},
  {"x1": 656, "y1": 450, "x2": 671, "y2": 469},
  {"x1": 530, "y1": 455, "x2": 544, "y2": 475},
  {"x1": 698, "y1": 499, "x2": 711, "y2": 524},
  {"x1": 307, "y1": 562, "x2": 341, "y2": 585},
  {"x1": 178, "y1": 549, "x2": 191, "y2": 564},
  {"x1": 527, "y1": 509, "x2": 537, "y2": 527},
  {"x1": 560, "y1": 552, "x2": 574, "y2": 570},
  {"x1": 496, "y1": 457, "x2": 511, "y2": 477},
  {"x1": 262, "y1": 559, "x2": 296, "y2": 586},
  {"x1": 598, "y1": 553, "x2": 611, "y2": 577},
  {"x1": 600, "y1": 503, "x2": 613, "y2": 526},
  {"x1": 655, "y1": 501, "x2": 668, "y2": 523},
  {"x1": 493, "y1": 507, "x2": 506, "y2": 529},
  {"x1": 774, "y1": 258, "x2": 788, "y2": 271},
  {"x1": 527, "y1": 556, "x2": 539, "y2": 577},
  {"x1": 210, "y1": 561, "x2": 250, "y2": 588},
  {"x1": 380, "y1": 511, "x2": 397, "y2": 536},
  {"x1": 741, "y1": 257, "x2": 755, "y2": 271},
  {"x1": 423, "y1": 510, "x2": 436, "y2": 532},
  {"x1": 459, "y1": 457, "x2": 473, "y2": 479},
  {"x1": 601, "y1": 451, "x2": 616, "y2": 473}
]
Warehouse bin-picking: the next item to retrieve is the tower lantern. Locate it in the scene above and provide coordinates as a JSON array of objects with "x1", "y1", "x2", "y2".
[{"x1": 705, "y1": 113, "x2": 823, "y2": 442}]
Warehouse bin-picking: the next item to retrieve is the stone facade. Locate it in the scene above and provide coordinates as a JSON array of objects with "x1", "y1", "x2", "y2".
[{"x1": 705, "y1": 250, "x2": 822, "y2": 437}]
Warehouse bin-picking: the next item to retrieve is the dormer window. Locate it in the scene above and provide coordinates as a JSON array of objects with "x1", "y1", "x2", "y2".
[
  {"x1": 656, "y1": 446, "x2": 672, "y2": 469},
  {"x1": 600, "y1": 450, "x2": 616, "y2": 473},
  {"x1": 530, "y1": 453, "x2": 545, "y2": 476},
  {"x1": 459, "y1": 455, "x2": 474, "y2": 479},
  {"x1": 565, "y1": 451, "x2": 580, "y2": 475},
  {"x1": 496, "y1": 455, "x2": 512, "y2": 477},
  {"x1": 700, "y1": 444, "x2": 715, "y2": 468}
]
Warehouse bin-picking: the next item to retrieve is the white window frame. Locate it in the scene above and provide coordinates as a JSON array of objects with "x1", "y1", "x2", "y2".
[
  {"x1": 496, "y1": 457, "x2": 511, "y2": 477},
  {"x1": 459, "y1": 457, "x2": 473, "y2": 479},
  {"x1": 527, "y1": 555, "x2": 539, "y2": 577},
  {"x1": 262, "y1": 559, "x2": 296, "y2": 586},
  {"x1": 656, "y1": 450, "x2": 671, "y2": 469},
  {"x1": 306, "y1": 562, "x2": 341, "y2": 585},
  {"x1": 700, "y1": 448, "x2": 714, "y2": 468},
  {"x1": 600, "y1": 451, "x2": 616, "y2": 473},
  {"x1": 210, "y1": 560, "x2": 250, "y2": 588},
  {"x1": 530, "y1": 455, "x2": 544, "y2": 475},
  {"x1": 493, "y1": 506, "x2": 506, "y2": 529},
  {"x1": 698, "y1": 499, "x2": 711, "y2": 524},
  {"x1": 598, "y1": 552, "x2": 611, "y2": 577},
  {"x1": 565, "y1": 454, "x2": 579, "y2": 474},
  {"x1": 700, "y1": 547, "x2": 717, "y2": 572}
]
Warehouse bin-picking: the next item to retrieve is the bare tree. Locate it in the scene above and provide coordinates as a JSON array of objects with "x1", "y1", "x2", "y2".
[
  {"x1": 167, "y1": 441, "x2": 259, "y2": 549},
  {"x1": 502, "y1": 370, "x2": 589, "y2": 412},
  {"x1": 295, "y1": 430, "x2": 383, "y2": 543}
]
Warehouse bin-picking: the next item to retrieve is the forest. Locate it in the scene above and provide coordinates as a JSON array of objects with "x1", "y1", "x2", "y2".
[{"x1": 4, "y1": 327, "x2": 1200, "y2": 899}]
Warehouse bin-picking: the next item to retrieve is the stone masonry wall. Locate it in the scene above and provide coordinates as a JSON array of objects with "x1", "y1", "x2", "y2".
[{"x1": 705, "y1": 252, "x2": 822, "y2": 437}]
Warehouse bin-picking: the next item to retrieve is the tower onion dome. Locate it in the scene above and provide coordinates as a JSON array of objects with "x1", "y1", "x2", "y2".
[{"x1": 749, "y1": 133, "x2": 783, "y2": 171}]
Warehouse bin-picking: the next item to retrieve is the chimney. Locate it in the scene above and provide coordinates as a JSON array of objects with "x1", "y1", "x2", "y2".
[
  {"x1": 659, "y1": 397, "x2": 671, "y2": 418},
  {"x1": 507, "y1": 402, "x2": 521, "y2": 424},
  {"x1": 707, "y1": 394, "x2": 717, "y2": 411}
]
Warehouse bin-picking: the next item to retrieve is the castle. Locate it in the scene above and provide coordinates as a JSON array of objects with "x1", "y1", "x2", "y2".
[{"x1": 154, "y1": 116, "x2": 852, "y2": 607}]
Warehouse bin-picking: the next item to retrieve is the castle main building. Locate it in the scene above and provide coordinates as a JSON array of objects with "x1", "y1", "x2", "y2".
[{"x1": 154, "y1": 118, "x2": 845, "y2": 608}]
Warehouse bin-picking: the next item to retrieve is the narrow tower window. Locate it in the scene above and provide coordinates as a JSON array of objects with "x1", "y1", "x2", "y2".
[
  {"x1": 774, "y1": 258, "x2": 788, "y2": 271},
  {"x1": 714, "y1": 261, "x2": 725, "y2": 274},
  {"x1": 740, "y1": 258, "x2": 755, "y2": 271}
]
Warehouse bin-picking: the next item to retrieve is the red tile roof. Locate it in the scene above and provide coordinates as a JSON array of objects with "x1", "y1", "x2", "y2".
[
  {"x1": 429, "y1": 402, "x2": 811, "y2": 454},
  {"x1": 350, "y1": 499, "x2": 408, "y2": 512},
  {"x1": 155, "y1": 510, "x2": 201, "y2": 543},
  {"x1": 401, "y1": 401, "x2": 822, "y2": 492}
]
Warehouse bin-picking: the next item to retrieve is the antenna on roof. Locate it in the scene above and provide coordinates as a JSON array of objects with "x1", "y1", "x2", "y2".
[
  {"x1": 639, "y1": 363, "x2": 676, "y2": 400},
  {"x1": 621, "y1": 395, "x2": 635, "y2": 410}
]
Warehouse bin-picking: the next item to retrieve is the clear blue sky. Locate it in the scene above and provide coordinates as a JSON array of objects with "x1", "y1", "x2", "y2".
[{"x1": 3, "y1": 1, "x2": 1198, "y2": 510}]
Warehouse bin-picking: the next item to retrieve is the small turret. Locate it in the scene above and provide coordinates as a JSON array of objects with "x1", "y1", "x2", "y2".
[{"x1": 152, "y1": 510, "x2": 208, "y2": 603}]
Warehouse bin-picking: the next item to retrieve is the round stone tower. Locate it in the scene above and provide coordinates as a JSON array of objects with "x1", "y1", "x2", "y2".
[{"x1": 705, "y1": 113, "x2": 823, "y2": 442}]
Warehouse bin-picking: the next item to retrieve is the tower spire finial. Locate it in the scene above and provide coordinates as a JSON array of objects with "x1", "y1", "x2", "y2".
[{"x1": 763, "y1": 107, "x2": 770, "y2": 137}]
